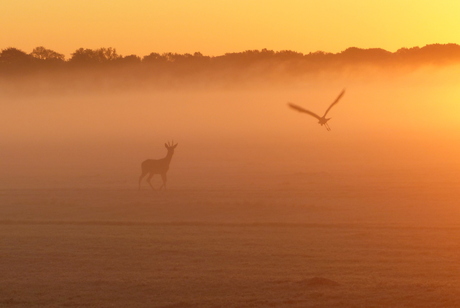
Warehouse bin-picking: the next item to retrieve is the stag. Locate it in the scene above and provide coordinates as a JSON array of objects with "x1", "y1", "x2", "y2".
[{"x1": 139, "y1": 141, "x2": 178, "y2": 190}]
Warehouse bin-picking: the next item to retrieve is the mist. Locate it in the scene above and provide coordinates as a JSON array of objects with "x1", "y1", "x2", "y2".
[
  {"x1": 2, "y1": 63, "x2": 460, "y2": 192},
  {"x1": 3, "y1": 53, "x2": 460, "y2": 307}
]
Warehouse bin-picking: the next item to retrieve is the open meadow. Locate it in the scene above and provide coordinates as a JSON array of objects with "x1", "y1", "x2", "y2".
[
  {"x1": 2, "y1": 66, "x2": 460, "y2": 307},
  {"x1": 1, "y1": 164, "x2": 460, "y2": 307}
]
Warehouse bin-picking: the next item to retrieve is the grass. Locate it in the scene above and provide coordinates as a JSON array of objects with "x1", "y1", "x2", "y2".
[{"x1": 1, "y1": 184, "x2": 460, "y2": 307}]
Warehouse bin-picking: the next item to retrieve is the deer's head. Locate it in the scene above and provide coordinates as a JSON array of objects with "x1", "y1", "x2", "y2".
[{"x1": 165, "y1": 141, "x2": 178, "y2": 154}]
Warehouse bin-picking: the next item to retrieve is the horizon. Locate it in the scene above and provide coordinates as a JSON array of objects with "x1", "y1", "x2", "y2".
[{"x1": 2, "y1": 42, "x2": 460, "y2": 60}]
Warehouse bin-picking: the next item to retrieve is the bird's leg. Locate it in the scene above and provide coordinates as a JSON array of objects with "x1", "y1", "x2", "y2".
[{"x1": 325, "y1": 123, "x2": 331, "y2": 131}]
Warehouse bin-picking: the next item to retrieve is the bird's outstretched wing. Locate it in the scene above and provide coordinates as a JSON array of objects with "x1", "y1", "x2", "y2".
[
  {"x1": 323, "y1": 89, "x2": 345, "y2": 118},
  {"x1": 288, "y1": 103, "x2": 322, "y2": 120}
]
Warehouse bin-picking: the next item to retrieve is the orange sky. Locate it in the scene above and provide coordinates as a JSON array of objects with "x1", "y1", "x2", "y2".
[{"x1": 3, "y1": 1, "x2": 460, "y2": 58}]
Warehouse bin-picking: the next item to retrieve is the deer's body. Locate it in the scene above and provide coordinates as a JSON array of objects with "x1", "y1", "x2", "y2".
[{"x1": 139, "y1": 142, "x2": 178, "y2": 190}]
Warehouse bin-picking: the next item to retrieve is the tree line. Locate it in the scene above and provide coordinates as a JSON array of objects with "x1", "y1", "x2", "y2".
[
  {"x1": 1, "y1": 44, "x2": 460, "y2": 93},
  {"x1": 1, "y1": 44, "x2": 460, "y2": 73}
]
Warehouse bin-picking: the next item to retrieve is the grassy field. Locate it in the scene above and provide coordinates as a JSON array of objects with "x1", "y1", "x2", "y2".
[
  {"x1": 1, "y1": 176, "x2": 460, "y2": 307},
  {"x1": 3, "y1": 61, "x2": 460, "y2": 307}
]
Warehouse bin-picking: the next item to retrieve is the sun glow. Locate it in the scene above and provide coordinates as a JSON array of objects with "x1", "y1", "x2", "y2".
[
  {"x1": 2, "y1": 1, "x2": 460, "y2": 57},
  {"x1": 3, "y1": 2, "x2": 460, "y2": 308}
]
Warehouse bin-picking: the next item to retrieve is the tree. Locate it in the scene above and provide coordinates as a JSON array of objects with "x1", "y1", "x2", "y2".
[
  {"x1": 69, "y1": 47, "x2": 120, "y2": 65},
  {"x1": 338, "y1": 47, "x2": 392, "y2": 64},
  {"x1": 97, "y1": 47, "x2": 120, "y2": 61},
  {"x1": 117, "y1": 54, "x2": 142, "y2": 64},
  {"x1": 0, "y1": 48, "x2": 36, "y2": 74},
  {"x1": 0, "y1": 47, "x2": 33, "y2": 64},
  {"x1": 30, "y1": 46, "x2": 65, "y2": 61},
  {"x1": 143, "y1": 52, "x2": 166, "y2": 63}
]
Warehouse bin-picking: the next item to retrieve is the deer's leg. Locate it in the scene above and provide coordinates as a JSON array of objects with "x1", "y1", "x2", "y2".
[
  {"x1": 138, "y1": 171, "x2": 147, "y2": 190},
  {"x1": 159, "y1": 173, "x2": 167, "y2": 190},
  {"x1": 146, "y1": 173, "x2": 155, "y2": 190}
]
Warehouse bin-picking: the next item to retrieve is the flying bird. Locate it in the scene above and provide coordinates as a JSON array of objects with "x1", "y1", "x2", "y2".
[{"x1": 288, "y1": 89, "x2": 345, "y2": 131}]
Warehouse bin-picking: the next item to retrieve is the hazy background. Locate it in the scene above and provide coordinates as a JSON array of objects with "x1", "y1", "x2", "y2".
[
  {"x1": 2, "y1": 63, "x2": 460, "y2": 196},
  {"x1": 2, "y1": 62, "x2": 460, "y2": 308}
]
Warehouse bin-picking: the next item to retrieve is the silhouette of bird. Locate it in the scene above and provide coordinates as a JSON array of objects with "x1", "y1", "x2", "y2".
[{"x1": 288, "y1": 89, "x2": 345, "y2": 131}]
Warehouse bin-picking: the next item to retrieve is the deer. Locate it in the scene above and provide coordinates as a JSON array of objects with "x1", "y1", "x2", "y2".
[{"x1": 138, "y1": 141, "x2": 178, "y2": 190}]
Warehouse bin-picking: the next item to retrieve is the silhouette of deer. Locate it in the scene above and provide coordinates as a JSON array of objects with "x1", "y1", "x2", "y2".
[
  {"x1": 139, "y1": 141, "x2": 178, "y2": 190},
  {"x1": 288, "y1": 89, "x2": 345, "y2": 131}
]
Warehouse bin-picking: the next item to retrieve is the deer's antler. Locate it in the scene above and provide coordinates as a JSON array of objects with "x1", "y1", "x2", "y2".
[{"x1": 165, "y1": 140, "x2": 178, "y2": 148}]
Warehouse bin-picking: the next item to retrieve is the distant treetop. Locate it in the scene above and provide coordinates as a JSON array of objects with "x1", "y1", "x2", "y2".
[{"x1": 1, "y1": 44, "x2": 460, "y2": 75}]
